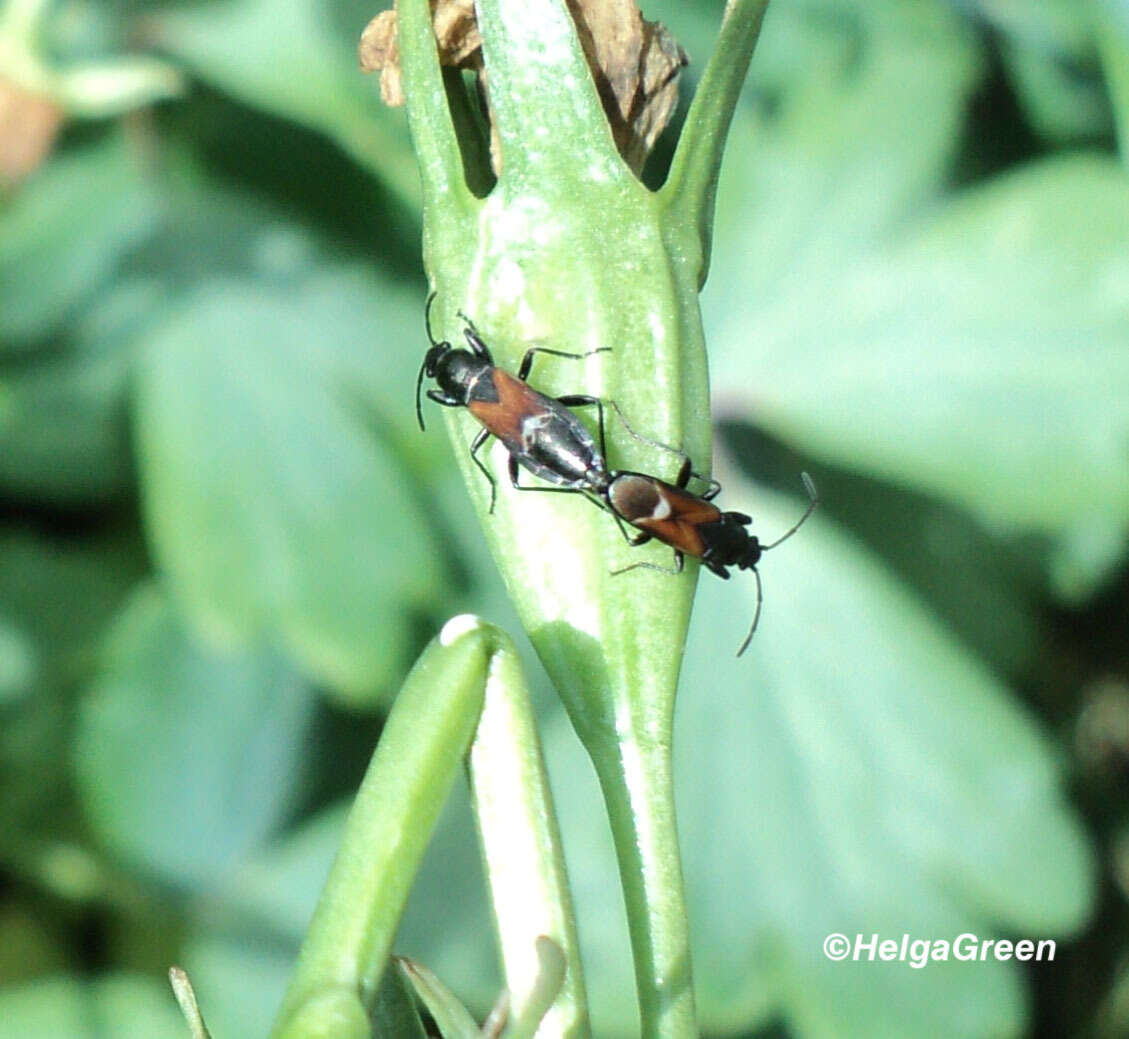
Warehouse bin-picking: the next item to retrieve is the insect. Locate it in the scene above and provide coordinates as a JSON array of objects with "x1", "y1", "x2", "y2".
[
  {"x1": 519, "y1": 396, "x2": 817, "y2": 653},
  {"x1": 416, "y1": 294, "x2": 611, "y2": 512},
  {"x1": 595, "y1": 458, "x2": 819, "y2": 655}
]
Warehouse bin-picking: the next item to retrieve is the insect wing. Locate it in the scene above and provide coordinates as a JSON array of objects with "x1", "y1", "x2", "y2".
[
  {"x1": 612, "y1": 475, "x2": 721, "y2": 558},
  {"x1": 467, "y1": 369, "x2": 545, "y2": 443}
]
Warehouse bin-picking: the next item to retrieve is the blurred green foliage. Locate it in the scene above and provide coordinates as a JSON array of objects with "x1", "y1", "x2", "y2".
[{"x1": 0, "y1": 0, "x2": 1126, "y2": 1036}]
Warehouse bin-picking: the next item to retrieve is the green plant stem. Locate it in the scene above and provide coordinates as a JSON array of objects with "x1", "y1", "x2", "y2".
[
  {"x1": 269, "y1": 621, "x2": 489, "y2": 1038},
  {"x1": 590, "y1": 728, "x2": 692, "y2": 1039}
]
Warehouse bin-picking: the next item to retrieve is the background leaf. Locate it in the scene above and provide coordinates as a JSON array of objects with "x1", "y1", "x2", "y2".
[
  {"x1": 148, "y1": 0, "x2": 420, "y2": 207},
  {"x1": 710, "y1": 154, "x2": 1129, "y2": 544},
  {"x1": 0, "y1": 974, "x2": 186, "y2": 1039},
  {"x1": 75, "y1": 583, "x2": 316, "y2": 887},
  {"x1": 675, "y1": 467, "x2": 1092, "y2": 1036},
  {"x1": 134, "y1": 277, "x2": 448, "y2": 700},
  {"x1": 0, "y1": 133, "x2": 159, "y2": 347}
]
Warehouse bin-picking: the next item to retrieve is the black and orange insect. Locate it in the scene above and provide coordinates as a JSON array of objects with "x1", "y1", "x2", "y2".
[
  {"x1": 594, "y1": 458, "x2": 819, "y2": 654},
  {"x1": 416, "y1": 294, "x2": 611, "y2": 512}
]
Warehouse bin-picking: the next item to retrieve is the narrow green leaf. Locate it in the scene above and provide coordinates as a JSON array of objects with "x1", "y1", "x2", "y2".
[
  {"x1": 371, "y1": 966, "x2": 429, "y2": 1039},
  {"x1": 661, "y1": 0, "x2": 769, "y2": 286},
  {"x1": 398, "y1": 957, "x2": 482, "y2": 1039},
  {"x1": 169, "y1": 968, "x2": 212, "y2": 1039},
  {"x1": 467, "y1": 630, "x2": 588, "y2": 1038},
  {"x1": 397, "y1": 0, "x2": 476, "y2": 214}
]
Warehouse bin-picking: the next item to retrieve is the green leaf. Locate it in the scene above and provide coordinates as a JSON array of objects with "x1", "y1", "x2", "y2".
[
  {"x1": 75, "y1": 583, "x2": 316, "y2": 887},
  {"x1": 1000, "y1": 39, "x2": 1109, "y2": 144},
  {"x1": 370, "y1": 967, "x2": 428, "y2": 1039},
  {"x1": 0, "y1": 614, "x2": 36, "y2": 705},
  {"x1": 711, "y1": 154, "x2": 1129, "y2": 541},
  {"x1": 706, "y1": 0, "x2": 982, "y2": 306},
  {"x1": 0, "y1": 973, "x2": 187, "y2": 1039},
  {"x1": 670, "y1": 467, "x2": 1093, "y2": 1037},
  {"x1": 965, "y1": 0, "x2": 1091, "y2": 52},
  {"x1": 0, "y1": 277, "x2": 155, "y2": 503},
  {"x1": 0, "y1": 528, "x2": 145, "y2": 844},
  {"x1": 964, "y1": 0, "x2": 1108, "y2": 143},
  {"x1": 398, "y1": 958, "x2": 482, "y2": 1039},
  {"x1": 133, "y1": 276, "x2": 447, "y2": 700},
  {"x1": 0, "y1": 133, "x2": 159, "y2": 347},
  {"x1": 149, "y1": 0, "x2": 420, "y2": 208}
]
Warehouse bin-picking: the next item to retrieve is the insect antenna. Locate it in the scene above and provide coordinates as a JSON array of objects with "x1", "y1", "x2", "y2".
[
  {"x1": 423, "y1": 291, "x2": 441, "y2": 346},
  {"x1": 736, "y1": 568, "x2": 764, "y2": 657},
  {"x1": 417, "y1": 291, "x2": 444, "y2": 431},
  {"x1": 737, "y1": 473, "x2": 819, "y2": 656},
  {"x1": 415, "y1": 355, "x2": 430, "y2": 431},
  {"x1": 761, "y1": 471, "x2": 819, "y2": 551}
]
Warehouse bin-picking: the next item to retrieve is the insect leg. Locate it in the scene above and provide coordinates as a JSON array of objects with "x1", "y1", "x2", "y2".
[
  {"x1": 517, "y1": 346, "x2": 611, "y2": 383},
  {"x1": 606, "y1": 399, "x2": 715, "y2": 492},
  {"x1": 554, "y1": 393, "x2": 610, "y2": 464},
  {"x1": 604, "y1": 507, "x2": 651, "y2": 548},
  {"x1": 469, "y1": 428, "x2": 498, "y2": 513},
  {"x1": 506, "y1": 454, "x2": 584, "y2": 496},
  {"x1": 611, "y1": 550, "x2": 684, "y2": 577}
]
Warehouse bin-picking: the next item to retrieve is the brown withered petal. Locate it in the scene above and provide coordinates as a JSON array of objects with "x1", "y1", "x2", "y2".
[
  {"x1": 360, "y1": 1, "x2": 482, "y2": 108},
  {"x1": 566, "y1": 0, "x2": 687, "y2": 173},
  {"x1": 359, "y1": 0, "x2": 685, "y2": 174}
]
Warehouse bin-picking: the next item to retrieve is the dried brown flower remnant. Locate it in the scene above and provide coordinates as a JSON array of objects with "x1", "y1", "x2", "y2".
[
  {"x1": 568, "y1": 0, "x2": 686, "y2": 173},
  {"x1": 360, "y1": 0, "x2": 481, "y2": 108},
  {"x1": 0, "y1": 77, "x2": 64, "y2": 187},
  {"x1": 359, "y1": 0, "x2": 686, "y2": 175}
]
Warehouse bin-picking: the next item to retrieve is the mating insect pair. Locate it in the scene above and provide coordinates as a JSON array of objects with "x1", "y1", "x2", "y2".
[{"x1": 415, "y1": 295, "x2": 818, "y2": 654}]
